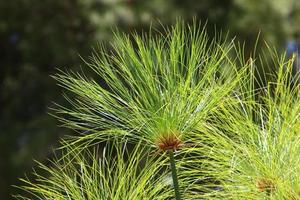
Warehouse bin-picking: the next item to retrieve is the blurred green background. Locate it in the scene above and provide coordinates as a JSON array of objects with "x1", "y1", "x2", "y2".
[{"x1": 1, "y1": 0, "x2": 300, "y2": 199}]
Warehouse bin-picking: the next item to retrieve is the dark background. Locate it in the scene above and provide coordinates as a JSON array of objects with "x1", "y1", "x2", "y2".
[{"x1": 1, "y1": 0, "x2": 300, "y2": 199}]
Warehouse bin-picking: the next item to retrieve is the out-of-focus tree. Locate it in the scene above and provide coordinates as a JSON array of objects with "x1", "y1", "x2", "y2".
[
  {"x1": 0, "y1": 0, "x2": 97, "y2": 198},
  {"x1": 228, "y1": 0, "x2": 296, "y2": 51}
]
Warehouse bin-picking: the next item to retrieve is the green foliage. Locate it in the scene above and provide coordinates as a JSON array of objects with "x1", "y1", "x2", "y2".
[
  {"x1": 16, "y1": 141, "x2": 173, "y2": 200},
  {"x1": 3, "y1": 0, "x2": 300, "y2": 198},
  {"x1": 53, "y1": 22, "x2": 242, "y2": 152},
  {"x1": 180, "y1": 46, "x2": 300, "y2": 199},
  {"x1": 16, "y1": 19, "x2": 300, "y2": 199},
  {"x1": 50, "y1": 21, "x2": 246, "y2": 199}
]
